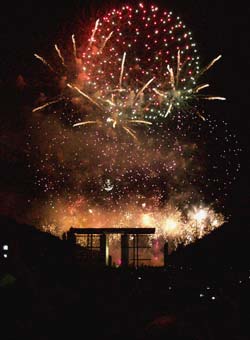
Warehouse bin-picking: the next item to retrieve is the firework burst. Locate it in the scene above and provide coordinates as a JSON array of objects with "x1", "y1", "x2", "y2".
[
  {"x1": 27, "y1": 3, "x2": 241, "y2": 265},
  {"x1": 33, "y1": 3, "x2": 225, "y2": 139}
]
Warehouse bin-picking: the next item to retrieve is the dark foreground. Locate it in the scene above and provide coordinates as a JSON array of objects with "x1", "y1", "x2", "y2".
[{"x1": 1, "y1": 216, "x2": 250, "y2": 340}]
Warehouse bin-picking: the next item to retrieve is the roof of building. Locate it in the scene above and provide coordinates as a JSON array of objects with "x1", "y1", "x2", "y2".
[{"x1": 68, "y1": 227, "x2": 155, "y2": 235}]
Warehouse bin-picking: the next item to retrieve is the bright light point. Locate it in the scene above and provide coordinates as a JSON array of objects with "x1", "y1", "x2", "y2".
[
  {"x1": 88, "y1": 209, "x2": 93, "y2": 214},
  {"x1": 3, "y1": 245, "x2": 8, "y2": 250},
  {"x1": 142, "y1": 214, "x2": 152, "y2": 226},
  {"x1": 193, "y1": 209, "x2": 207, "y2": 222},
  {"x1": 212, "y1": 219, "x2": 219, "y2": 227},
  {"x1": 3, "y1": 254, "x2": 7, "y2": 258},
  {"x1": 211, "y1": 296, "x2": 216, "y2": 300},
  {"x1": 164, "y1": 218, "x2": 178, "y2": 231}
]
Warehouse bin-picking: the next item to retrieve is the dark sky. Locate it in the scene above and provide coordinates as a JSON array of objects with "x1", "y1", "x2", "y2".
[{"x1": 0, "y1": 0, "x2": 249, "y2": 227}]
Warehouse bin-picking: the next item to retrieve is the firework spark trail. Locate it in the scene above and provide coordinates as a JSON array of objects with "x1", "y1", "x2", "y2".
[
  {"x1": 34, "y1": 53, "x2": 55, "y2": 73},
  {"x1": 201, "y1": 55, "x2": 222, "y2": 75},
  {"x1": 127, "y1": 120, "x2": 152, "y2": 125},
  {"x1": 71, "y1": 34, "x2": 77, "y2": 58},
  {"x1": 134, "y1": 77, "x2": 155, "y2": 102},
  {"x1": 54, "y1": 44, "x2": 66, "y2": 67},
  {"x1": 203, "y1": 96, "x2": 226, "y2": 101},
  {"x1": 152, "y1": 89, "x2": 173, "y2": 117},
  {"x1": 89, "y1": 19, "x2": 100, "y2": 46},
  {"x1": 165, "y1": 103, "x2": 173, "y2": 117},
  {"x1": 176, "y1": 50, "x2": 181, "y2": 87},
  {"x1": 152, "y1": 53, "x2": 225, "y2": 117},
  {"x1": 195, "y1": 84, "x2": 210, "y2": 93},
  {"x1": 102, "y1": 98, "x2": 116, "y2": 107},
  {"x1": 167, "y1": 65, "x2": 176, "y2": 90},
  {"x1": 196, "y1": 111, "x2": 206, "y2": 121},
  {"x1": 67, "y1": 83, "x2": 103, "y2": 109},
  {"x1": 122, "y1": 126, "x2": 138, "y2": 140},
  {"x1": 119, "y1": 52, "x2": 127, "y2": 89},
  {"x1": 152, "y1": 88, "x2": 166, "y2": 97},
  {"x1": 99, "y1": 31, "x2": 113, "y2": 53},
  {"x1": 32, "y1": 99, "x2": 63, "y2": 112},
  {"x1": 73, "y1": 121, "x2": 98, "y2": 127},
  {"x1": 33, "y1": 5, "x2": 226, "y2": 128}
]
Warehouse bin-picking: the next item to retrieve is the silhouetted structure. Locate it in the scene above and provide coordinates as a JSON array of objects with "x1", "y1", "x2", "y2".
[{"x1": 65, "y1": 227, "x2": 155, "y2": 267}]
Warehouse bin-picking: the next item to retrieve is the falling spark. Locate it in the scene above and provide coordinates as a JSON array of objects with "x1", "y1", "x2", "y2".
[
  {"x1": 67, "y1": 83, "x2": 103, "y2": 109},
  {"x1": 71, "y1": 34, "x2": 77, "y2": 58},
  {"x1": 167, "y1": 65, "x2": 176, "y2": 90},
  {"x1": 135, "y1": 77, "x2": 155, "y2": 101},
  {"x1": 203, "y1": 96, "x2": 226, "y2": 101},
  {"x1": 34, "y1": 54, "x2": 54, "y2": 72},
  {"x1": 32, "y1": 99, "x2": 63, "y2": 112},
  {"x1": 196, "y1": 111, "x2": 206, "y2": 121},
  {"x1": 89, "y1": 19, "x2": 100, "y2": 46},
  {"x1": 119, "y1": 52, "x2": 127, "y2": 89},
  {"x1": 106, "y1": 99, "x2": 117, "y2": 106},
  {"x1": 153, "y1": 88, "x2": 166, "y2": 97},
  {"x1": 176, "y1": 49, "x2": 181, "y2": 86},
  {"x1": 127, "y1": 119, "x2": 152, "y2": 125},
  {"x1": 100, "y1": 31, "x2": 113, "y2": 53},
  {"x1": 195, "y1": 84, "x2": 210, "y2": 93},
  {"x1": 54, "y1": 44, "x2": 66, "y2": 67},
  {"x1": 165, "y1": 102, "x2": 173, "y2": 117},
  {"x1": 201, "y1": 55, "x2": 222, "y2": 75},
  {"x1": 123, "y1": 126, "x2": 138, "y2": 140},
  {"x1": 73, "y1": 121, "x2": 98, "y2": 127}
]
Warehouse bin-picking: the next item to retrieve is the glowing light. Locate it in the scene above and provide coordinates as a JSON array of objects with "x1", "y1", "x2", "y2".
[
  {"x1": 193, "y1": 208, "x2": 208, "y2": 223},
  {"x1": 163, "y1": 217, "x2": 178, "y2": 232},
  {"x1": 141, "y1": 214, "x2": 153, "y2": 226}
]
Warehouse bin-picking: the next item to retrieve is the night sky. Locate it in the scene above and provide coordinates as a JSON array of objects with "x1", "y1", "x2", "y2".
[{"x1": 0, "y1": 0, "x2": 249, "y2": 244}]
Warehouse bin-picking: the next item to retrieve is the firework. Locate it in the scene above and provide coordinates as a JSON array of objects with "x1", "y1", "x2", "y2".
[
  {"x1": 33, "y1": 3, "x2": 225, "y2": 139},
  {"x1": 78, "y1": 3, "x2": 225, "y2": 123},
  {"x1": 38, "y1": 195, "x2": 224, "y2": 265},
  {"x1": 27, "y1": 3, "x2": 241, "y2": 266}
]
